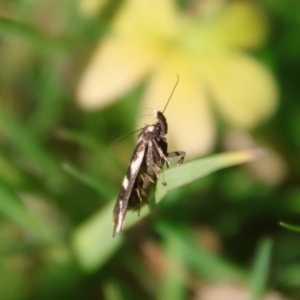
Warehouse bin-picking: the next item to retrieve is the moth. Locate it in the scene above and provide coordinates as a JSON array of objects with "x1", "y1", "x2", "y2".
[{"x1": 113, "y1": 79, "x2": 185, "y2": 237}]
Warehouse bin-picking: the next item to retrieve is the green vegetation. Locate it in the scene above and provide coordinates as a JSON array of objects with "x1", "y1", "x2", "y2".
[{"x1": 0, "y1": 1, "x2": 299, "y2": 299}]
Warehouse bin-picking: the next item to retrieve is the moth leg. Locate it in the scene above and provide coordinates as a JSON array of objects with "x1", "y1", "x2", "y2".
[
  {"x1": 142, "y1": 172, "x2": 155, "y2": 184},
  {"x1": 167, "y1": 151, "x2": 186, "y2": 165},
  {"x1": 151, "y1": 164, "x2": 167, "y2": 186},
  {"x1": 153, "y1": 167, "x2": 167, "y2": 186},
  {"x1": 152, "y1": 139, "x2": 171, "y2": 167},
  {"x1": 147, "y1": 142, "x2": 167, "y2": 185},
  {"x1": 152, "y1": 139, "x2": 185, "y2": 167},
  {"x1": 135, "y1": 188, "x2": 143, "y2": 215}
]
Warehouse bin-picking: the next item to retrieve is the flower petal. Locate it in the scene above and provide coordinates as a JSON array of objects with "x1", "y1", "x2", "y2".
[
  {"x1": 76, "y1": 36, "x2": 156, "y2": 110},
  {"x1": 138, "y1": 66, "x2": 215, "y2": 158},
  {"x1": 76, "y1": 0, "x2": 178, "y2": 110},
  {"x1": 216, "y1": 1, "x2": 268, "y2": 49},
  {"x1": 114, "y1": 0, "x2": 177, "y2": 38},
  {"x1": 201, "y1": 52, "x2": 278, "y2": 129}
]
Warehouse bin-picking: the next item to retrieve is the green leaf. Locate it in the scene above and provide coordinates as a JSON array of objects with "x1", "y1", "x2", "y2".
[
  {"x1": 280, "y1": 222, "x2": 300, "y2": 232},
  {"x1": 250, "y1": 238, "x2": 273, "y2": 300},
  {"x1": 72, "y1": 149, "x2": 264, "y2": 271},
  {"x1": 155, "y1": 148, "x2": 265, "y2": 202},
  {"x1": 71, "y1": 201, "x2": 123, "y2": 271}
]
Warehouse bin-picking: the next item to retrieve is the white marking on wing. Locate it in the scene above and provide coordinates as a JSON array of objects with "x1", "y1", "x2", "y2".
[
  {"x1": 122, "y1": 176, "x2": 129, "y2": 189},
  {"x1": 130, "y1": 150, "x2": 144, "y2": 176},
  {"x1": 115, "y1": 212, "x2": 123, "y2": 232}
]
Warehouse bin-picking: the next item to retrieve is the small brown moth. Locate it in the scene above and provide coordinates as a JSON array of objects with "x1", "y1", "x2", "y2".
[{"x1": 113, "y1": 78, "x2": 185, "y2": 236}]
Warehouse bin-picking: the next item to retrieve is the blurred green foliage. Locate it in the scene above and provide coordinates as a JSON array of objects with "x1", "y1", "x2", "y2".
[{"x1": 0, "y1": 0, "x2": 300, "y2": 299}]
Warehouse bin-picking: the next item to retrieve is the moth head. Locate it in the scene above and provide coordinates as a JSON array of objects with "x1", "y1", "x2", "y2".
[{"x1": 154, "y1": 110, "x2": 168, "y2": 135}]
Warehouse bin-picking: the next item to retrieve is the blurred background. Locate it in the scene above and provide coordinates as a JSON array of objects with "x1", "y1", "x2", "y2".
[{"x1": 0, "y1": 0, "x2": 300, "y2": 299}]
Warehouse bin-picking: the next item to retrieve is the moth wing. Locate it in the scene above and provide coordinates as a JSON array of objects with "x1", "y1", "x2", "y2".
[{"x1": 113, "y1": 141, "x2": 146, "y2": 236}]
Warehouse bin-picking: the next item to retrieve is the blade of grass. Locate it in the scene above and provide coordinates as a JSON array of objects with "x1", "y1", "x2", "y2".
[
  {"x1": 62, "y1": 163, "x2": 116, "y2": 198},
  {"x1": 0, "y1": 16, "x2": 109, "y2": 53},
  {"x1": 280, "y1": 222, "x2": 300, "y2": 232},
  {"x1": 0, "y1": 152, "x2": 24, "y2": 187},
  {"x1": 0, "y1": 108, "x2": 65, "y2": 190},
  {"x1": 27, "y1": 73, "x2": 66, "y2": 140},
  {"x1": 72, "y1": 149, "x2": 264, "y2": 271},
  {"x1": 156, "y1": 222, "x2": 249, "y2": 283},
  {"x1": 0, "y1": 181, "x2": 61, "y2": 244},
  {"x1": 120, "y1": 250, "x2": 158, "y2": 294},
  {"x1": 0, "y1": 17, "x2": 70, "y2": 53},
  {"x1": 156, "y1": 149, "x2": 266, "y2": 202},
  {"x1": 250, "y1": 238, "x2": 273, "y2": 300},
  {"x1": 56, "y1": 129, "x2": 122, "y2": 167},
  {"x1": 55, "y1": 129, "x2": 103, "y2": 149},
  {"x1": 276, "y1": 264, "x2": 300, "y2": 287},
  {"x1": 158, "y1": 232, "x2": 186, "y2": 300},
  {"x1": 103, "y1": 282, "x2": 124, "y2": 300}
]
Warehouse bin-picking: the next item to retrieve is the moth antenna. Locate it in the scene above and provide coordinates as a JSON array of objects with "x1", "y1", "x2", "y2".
[
  {"x1": 115, "y1": 128, "x2": 143, "y2": 143},
  {"x1": 145, "y1": 107, "x2": 158, "y2": 118},
  {"x1": 137, "y1": 113, "x2": 153, "y2": 119},
  {"x1": 116, "y1": 124, "x2": 154, "y2": 142},
  {"x1": 162, "y1": 74, "x2": 179, "y2": 114}
]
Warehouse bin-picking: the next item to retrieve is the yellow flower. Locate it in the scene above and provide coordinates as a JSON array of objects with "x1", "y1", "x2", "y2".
[{"x1": 77, "y1": 0, "x2": 278, "y2": 158}]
